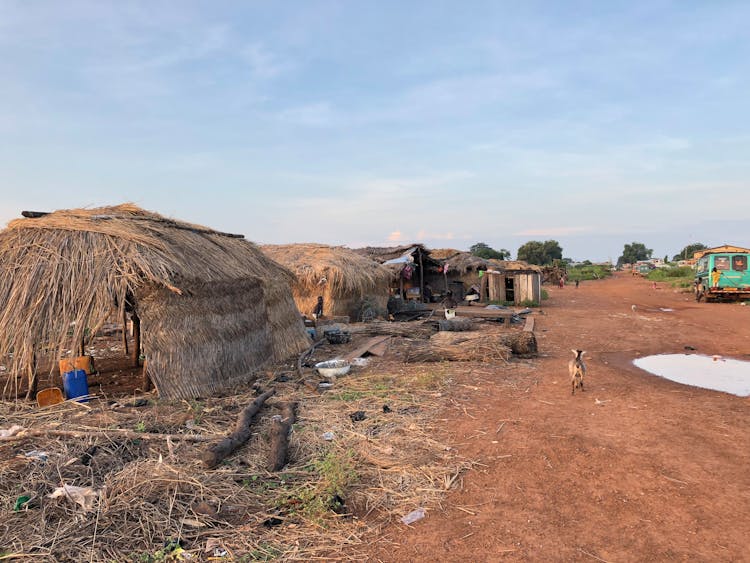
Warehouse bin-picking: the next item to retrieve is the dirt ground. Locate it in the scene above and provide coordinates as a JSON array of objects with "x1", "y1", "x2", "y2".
[{"x1": 368, "y1": 272, "x2": 750, "y2": 562}]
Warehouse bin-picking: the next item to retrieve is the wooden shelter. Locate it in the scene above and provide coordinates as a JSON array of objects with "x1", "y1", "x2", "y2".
[
  {"x1": 486, "y1": 260, "x2": 543, "y2": 305},
  {"x1": 260, "y1": 243, "x2": 391, "y2": 321},
  {"x1": 425, "y1": 249, "x2": 543, "y2": 305},
  {"x1": 353, "y1": 244, "x2": 439, "y2": 302},
  {"x1": 0, "y1": 204, "x2": 310, "y2": 400}
]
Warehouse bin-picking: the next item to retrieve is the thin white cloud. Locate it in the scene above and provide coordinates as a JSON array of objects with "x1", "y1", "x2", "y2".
[
  {"x1": 241, "y1": 43, "x2": 292, "y2": 78},
  {"x1": 277, "y1": 102, "x2": 337, "y2": 127}
]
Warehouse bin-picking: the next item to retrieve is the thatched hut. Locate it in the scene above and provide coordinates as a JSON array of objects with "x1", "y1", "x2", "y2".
[
  {"x1": 0, "y1": 204, "x2": 309, "y2": 400},
  {"x1": 260, "y1": 244, "x2": 392, "y2": 321}
]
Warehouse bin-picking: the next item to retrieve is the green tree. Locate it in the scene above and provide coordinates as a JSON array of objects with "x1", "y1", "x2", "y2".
[
  {"x1": 469, "y1": 242, "x2": 510, "y2": 260},
  {"x1": 672, "y1": 243, "x2": 707, "y2": 262},
  {"x1": 517, "y1": 240, "x2": 563, "y2": 265},
  {"x1": 617, "y1": 242, "x2": 653, "y2": 266}
]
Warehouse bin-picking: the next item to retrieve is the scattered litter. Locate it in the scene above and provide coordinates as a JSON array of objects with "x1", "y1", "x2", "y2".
[
  {"x1": 48, "y1": 484, "x2": 101, "y2": 511},
  {"x1": 382, "y1": 404, "x2": 392, "y2": 413},
  {"x1": 594, "y1": 399, "x2": 611, "y2": 406},
  {"x1": 321, "y1": 431, "x2": 335, "y2": 441},
  {"x1": 400, "y1": 507, "x2": 426, "y2": 525},
  {"x1": 349, "y1": 411, "x2": 366, "y2": 422},
  {"x1": 318, "y1": 382, "x2": 334, "y2": 390},
  {"x1": 14, "y1": 495, "x2": 32, "y2": 511},
  {"x1": 262, "y1": 517, "x2": 284, "y2": 528},
  {"x1": 205, "y1": 538, "x2": 229, "y2": 557},
  {"x1": 684, "y1": 345, "x2": 696, "y2": 351},
  {"x1": 315, "y1": 359, "x2": 351, "y2": 378},
  {"x1": 0, "y1": 425, "x2": 24, "y2": 438},
  {"x1": 350, "y1": 357, "x2": 369, "y2": 367},
  {"x1": 181, "y1": 518, "x2": 205, "y2": 528},
  {"x1": 24, "y1": 450, "x2": 49, "y2": 462}
]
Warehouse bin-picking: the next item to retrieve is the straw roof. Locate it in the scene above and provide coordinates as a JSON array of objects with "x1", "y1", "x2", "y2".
[
  {"x1": 261, "y1": 244, "x2": 391, "y2": 319},
  {"x1": 488, "y1": 259, "x2": 543, "y2": 273},
  {"x1": 0, "y1": 204, "x2": 309, "y2": 399},
  {"x1": 430, "y1": 248, "x2": 491, "y2": 274},
  {"x1": 261, "y1": 244, "x2": 391, "y2": 297}
]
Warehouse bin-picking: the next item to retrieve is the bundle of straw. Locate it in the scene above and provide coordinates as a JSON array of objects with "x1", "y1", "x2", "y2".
[
  {"x1": 394, "y1": 332, "x2": 512, "y2": 363},
  {"x1": 345, "y1": 320, "x2": 434, "y2": 339}
]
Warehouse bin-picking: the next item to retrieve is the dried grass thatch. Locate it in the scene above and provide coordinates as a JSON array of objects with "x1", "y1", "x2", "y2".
[
  {"x1": 261, "y1": 244, "x2": 391, "y2": 320},
  {"x1": 392, "y1": 331, "x2": 512, "y2": 363},
  {"x1": 429, "y1": 249, "x2": 491, "y2": 275},
  {"x1": 0, "y1": 204, "x2": 309, "y2": 399}
]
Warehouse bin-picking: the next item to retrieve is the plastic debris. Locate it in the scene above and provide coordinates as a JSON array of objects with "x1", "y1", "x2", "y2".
[
  {"x1": 24, "y1": 450, "x2": 49, "y2": 462},
  {"x1": 321, "y1": 431, "x2": 335, "y2": 441},
  {"x1": 205, "y1": 538, "x2": 229, "y2": 558},
  {"x1": 349, "y1": 411, "x2": 366, "y2": 422},
  {"x1": 0, "y1": 425, "x2": 24, "y2": 438},
  {"x1": 13, "y1": 495, "x2": 32, "y2": 511},
  {"x1": 400, "y1": 507, "x2": 426, "y2": 525},
  {"x1": 48, "y1": 484, "x2": 101, "y2": 511}
]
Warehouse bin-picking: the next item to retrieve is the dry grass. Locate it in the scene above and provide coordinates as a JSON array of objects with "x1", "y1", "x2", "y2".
[{"x1": 0, "y1": 357, "x2": 471, "y2": 561}]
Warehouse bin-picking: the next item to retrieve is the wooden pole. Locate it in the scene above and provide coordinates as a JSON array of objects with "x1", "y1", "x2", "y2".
[
  {"x1": 131, "y1": 313, "x2": 141, "y2": 368},
  {"x1": 25, "y1": 351, "x2": 38, "y2": 401},
  {"x1": 267, "y1": 402, "x2": 297, "y2": 471},
  {"x1": 122, "y1": 308, "x2": 129, "y2": 356},
  {"x1": 418, "y1": 248, "x2": 424, "y2": 302}
]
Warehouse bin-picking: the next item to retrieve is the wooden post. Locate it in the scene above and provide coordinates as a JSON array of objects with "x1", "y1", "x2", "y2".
[
  {"x1": 418, "y1": 248, "x2": 424, "y2": 302},
  {"x1": 141, "y1": 360, "x2": 152, "y2": 392},
  {"x1": 25, "y1": 351, "x2": 38, "y2": 401},
  {"x1": 131, "y1": 313, "x2": 141, "y2": 368},
  {"x1": 122, "y1": 308, "x2": 129, "y2": 356}
]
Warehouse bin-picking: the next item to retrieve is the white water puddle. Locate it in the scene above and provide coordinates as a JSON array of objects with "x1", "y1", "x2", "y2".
[{"x1": 633, "y1": 354, "x2": 750, "y2": 396}]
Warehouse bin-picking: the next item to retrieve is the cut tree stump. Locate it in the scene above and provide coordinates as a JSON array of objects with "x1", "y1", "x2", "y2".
[
  {"x1": 267, "y1": 402, "x2": 297, "y2": 472},
  {"x1": 201, "y1": 388, "x2": 275, "y2": 469}
]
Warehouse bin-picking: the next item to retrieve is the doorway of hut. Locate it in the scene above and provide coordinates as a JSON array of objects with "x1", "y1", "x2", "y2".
[{"x1": 505, "y1": 277, "x2": 515, "y2": 303}]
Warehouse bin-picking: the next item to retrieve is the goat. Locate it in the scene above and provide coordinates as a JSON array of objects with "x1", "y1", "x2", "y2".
[{"x1": 569, "y1": 349, "x2": 586, "y2": 395}]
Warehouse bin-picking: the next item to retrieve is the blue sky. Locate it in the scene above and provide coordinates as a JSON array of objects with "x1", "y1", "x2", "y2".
[{"x1": 1, "y1": 1, "x2": 748, "y2": 262}]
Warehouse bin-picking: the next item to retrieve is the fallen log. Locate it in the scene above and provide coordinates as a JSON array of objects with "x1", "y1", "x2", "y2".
[
  {"x1": 201, "y1": 388, "x2": 275, "y2": 469},
  {"x1": 0, "y1": 428, "x2": 215, "y2": 443},
  {"x1": 267, "y1": 402, "x2": 297, "y2": 472},
  {"x1": 436, "y1": 318, "x2": 475, "y2": 332}
]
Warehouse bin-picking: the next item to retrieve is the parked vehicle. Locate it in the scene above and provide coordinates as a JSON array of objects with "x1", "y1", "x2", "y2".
[{"x1": 695, "y1": 252, "x2": 750, "y2": 302}]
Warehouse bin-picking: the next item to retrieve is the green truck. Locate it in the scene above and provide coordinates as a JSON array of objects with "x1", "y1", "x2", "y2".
[{"x1": 695, "y1": 252, "x2": 750, "y2": 302}]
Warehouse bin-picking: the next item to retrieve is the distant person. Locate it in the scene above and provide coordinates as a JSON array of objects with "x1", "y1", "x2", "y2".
[
  {"x1": 312, "y1": 295, "x2": 324, "y2": 319},
  {"x1": 694, "y1": 276, "x2": 704, "y2": 301},
  {"x1": 711, "y1": 267, "x2": 721, "y2": 288},
  {"x1": 575, "y1": 279, "x2": 579, "y2": 289},
  {"x1": 559, "y1": 277, "x2": 564, "y2": 289},
  {"x1": 423, "y1": 284, "x2": 433, "y2": 303}
]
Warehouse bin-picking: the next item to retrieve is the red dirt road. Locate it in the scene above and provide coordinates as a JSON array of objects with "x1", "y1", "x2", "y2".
[{"x1": 370, "y1": 273, "x2": 750, "y2": 562}]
